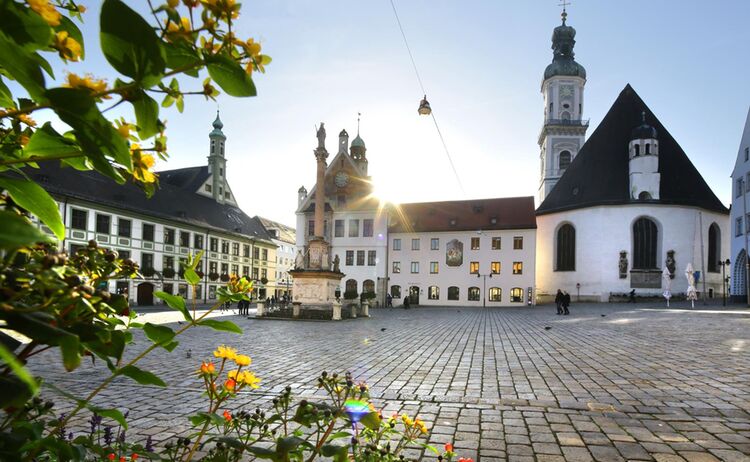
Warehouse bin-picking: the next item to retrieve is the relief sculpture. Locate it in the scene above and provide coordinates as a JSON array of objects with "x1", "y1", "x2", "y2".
[
  {"x1": 618, "y1": 251, "x2": 628, "y2": 279},
  {"x1": 446, "y1": 239, "x2": 463, "y2": 267}
]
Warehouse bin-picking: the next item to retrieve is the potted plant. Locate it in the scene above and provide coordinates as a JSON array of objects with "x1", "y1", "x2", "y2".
[
  {"x1": 141, "y1": 266, "x2": 156, "y2": 278},
  {"x1": 208, "y1": 272, "x2": 220, "y2": 281},
  {"x1": 162, "y1": 267, "x2": 176, "y2": 278},
  {"x1": 343, "y1": 290, "x2": 358, "y2": 300},
  {"x1": 220, "y1": 273, "x2": 230, "y2": 282}
]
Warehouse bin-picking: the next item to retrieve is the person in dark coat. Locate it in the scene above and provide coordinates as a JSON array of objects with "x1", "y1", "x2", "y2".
[
  {"x1": 562, "y1": 291, "x2": 571, "y2": 315},
  {"x1": 628, "y1": 289, "x2": 636, "y2": 303},
  {"x1": 403, "y1": 295, "x2": 410, "y2": 310},
  {"x1": 554, "y1": 289, "x2": 563, "y2": 315}
]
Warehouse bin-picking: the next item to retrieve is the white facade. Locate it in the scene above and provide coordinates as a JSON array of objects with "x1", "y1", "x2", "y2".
[
  {"x1": 388, "y1": 229, "x2": 536, "y2": 307},
  {"x1": 536, "y1": 205, "x2": 729, "y2": 302},
  {"x1": 730, "y1": 107, "x2": 750, "y2": 299}
]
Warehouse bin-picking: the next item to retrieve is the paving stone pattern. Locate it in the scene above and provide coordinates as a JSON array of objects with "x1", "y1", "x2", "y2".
[{"x1": 34, "y1": 304, "x2": 750, "y2": 461}]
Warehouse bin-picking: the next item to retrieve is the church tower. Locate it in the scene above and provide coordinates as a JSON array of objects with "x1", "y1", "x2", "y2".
[
  {"x1": 538, "y1": 8, "x2": 588, "y2": 203},
  {"x1": 207, "y1": 111, "x2": 227, "y2": 204},
  {"x1": 628, "y1": 111, "x2": 660, "y2": 200}
]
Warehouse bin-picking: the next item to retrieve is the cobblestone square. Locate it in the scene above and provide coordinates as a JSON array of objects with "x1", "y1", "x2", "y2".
[{"x1": 37, "y1": 303, "x2": 750, "y2": 461}]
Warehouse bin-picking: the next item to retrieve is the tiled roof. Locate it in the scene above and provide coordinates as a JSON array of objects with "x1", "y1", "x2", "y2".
[{"x1": 257, "y1": 216, "x2": 296, "y2": 244}]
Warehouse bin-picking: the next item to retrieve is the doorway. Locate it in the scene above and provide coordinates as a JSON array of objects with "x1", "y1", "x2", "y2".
[
  {"x1": 137, "y1": 282, "x2": 154, "y2": 306},
  {"x1": 409, "y1": 286, "x2": 420, "y2": 306}
]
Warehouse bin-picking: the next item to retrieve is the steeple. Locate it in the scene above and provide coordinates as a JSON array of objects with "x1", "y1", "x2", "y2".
[
  {"x1": 207, "y1": 110, "x2": 228, "y2": 204},
  {"x1": 350, "y1": 113, "x2": 368, "y2": 174},
  {"x1": 537, "y1": 7, "x2": 588, "y2": 203}
]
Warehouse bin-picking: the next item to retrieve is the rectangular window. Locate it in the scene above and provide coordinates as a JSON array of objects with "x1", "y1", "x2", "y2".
[
  {"x1": 221, "y1": 263, "x2": 229, "y2": 274},
  {"x1": 209, "y1": 261, "x2": 217, "y2": 274},
  {"x1": 194, "y1": 235, "x2": 204, "y2": 249},
  {"x1": 205, "y1": 184, "x2": 212, "y2": 192},
  {"x1": 746, "y1": 214, "x2": 750, "y2": 233},
  {"x1": 163, "y1": 283, "x2": 173, "y2": 295},
  {"x1": 252, "y1": 267, "x2": 259, "y2": 279},
  {"x1": 163, "y1": 255, "x2": 174, "y2": 270},
  {"x1": 210, "y1": 237, "x2": 218, "y2": 252},
  {"x1": 430, "y1": 261, "x2": 439, "y2": 274},
  {"x1": 513, "y1": 261, "x2": 523, "y2": 274},
  {"x1": 746, "y1": 146, "x2": 749, "y2": 162},
  {"x1": 363, "y1": 219, "x2": 374, "y2": 237},
  {"x1": 513, "y1": 236, "x2": 523, "y2": 249},
  {"x1": 334, "y1": 220, "x2": 344, "y2": 237},
  {"x1": 71, "y1": 209, "x2": 87, "y2": 230},
  {"x1": 118, "y1": 218, "x2": 131, "y2": 237},
  {"x1": 492, "y1": 237, "x2": 501, "y2": 250},
  {"x1": 470, "y1": 261, "x2": 479, "y2": 274},
  {"x1": 393, "y1": 238, "x2": 401, "y2": 251},
  {"x1": 141, "y1": 252, "x2": 154, "y2": 269},
  {"x1": 118, "y1": 250, "x2": 130, "y2": 260},
  {"x1": 164, "y1": 228, "x2": 175, "y2": 245},
  {"x1": 231, "y1": 264, "x2": 239, "y2": 275},
  {"x1": 346, "y1": 250, "x2": 354, "y2": 266},
  {"x1": 471, "y1": 237, "x2": 480, "y2": 250},
  {"x1": 491, "y1": 261, "x2": 501, "y2": 274},
  {"x1": 411, "y1": 238, "x2": 420, "y2": 250},
  {"x1": 308, "y1": 220, "x2": 315, "y2": 236},
  {"x1": 221, "y1": 240, "x2": 229, "y2": 254},
  {"x1": 142, "y1": 223, "x2": 154, "y2": 242},
  {"x1": 260, "y1": 268, "x2": 267, "y2": 279},
  {"x1": 253, "y1": 247, "x2": 260, "y2": 259},
  {"x1": 242, "y1": 266, "x2": 249, "y2": 277},
  {"x1": 232, "y1": 243, "x2": 240, "y2": 256},
  {"x1": 392, "y1": 261, "x2": 400, "y2": 273},
  {"x1": 468, "y1": 287, "x2": 480, "y2": 301},
  {"x1": 367, "y1": 250, "x2": 376, "y2": 266},
  {"x1": 242, "y1": 244, "x2": 250, "y2": 257},
  {"x1": 430, "y1": 238, "x2": 439, "y2": 250},
  {"x1": 356, "y1": 250, "x2": 365, "y2": 266},
  {"x1": 410, "y1": 262, "x2": 419, "y2": 274},
  {"x1": 349, "y1": 219, "x2": 360, "y2": 237},
  {"x1": 95, "y1": 214, "x2": 110, "y2": 235},
  {"x1": 262, "y1": 249, "x2": 268, "y2": 261},
  {"x1": 180, "y1": 231, "x2": 190, "y2": 247},
  {"x1": 738, "y1": 179, "x2": 744, "y2": 198}
]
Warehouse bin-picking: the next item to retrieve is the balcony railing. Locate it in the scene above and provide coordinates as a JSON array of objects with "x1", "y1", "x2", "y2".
[{"x1": 545, "y1": 118, "x2": 589, "y2": 127}]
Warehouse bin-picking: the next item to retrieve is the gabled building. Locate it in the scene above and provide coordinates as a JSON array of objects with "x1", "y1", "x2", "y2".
[
  {"x1": 257, "y1": 216, "x2": 296, "y2": 299},
  {"x1": 730, "y1": 107, "x2": 750, "y2": 301},
  {"x1": 25, "y1": 114, "x2": 277, "y2": 305}
]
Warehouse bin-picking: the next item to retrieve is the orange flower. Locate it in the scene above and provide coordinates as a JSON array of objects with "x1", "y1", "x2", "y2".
[
  {"x1": 131, "y1": 455, "x2": 139, "y2": 461},
  {"x1": 199, "y1": 361, "x2": 216, "y2": 375},
  {"x1": 119, "y1": 457, "x2": 126, "y2": 462},
  {"x1": 444, "y1": 443, "x2": 453, "y2": 453},
  {"x1": 27, "y1": 0, "x2": 61, "y2": 26},
  {"x1": 224, "y1": 378, "x2": 236, "y2": 391},
  {"x1": 458, "y1": 458, "x2": 474, "y2": 462},
  {"x1": 223, "y1": 409, "x2": 232, "y2": 422},
  {"x1": 107, "y1": 454, "x2": 115, "y2": 461}
]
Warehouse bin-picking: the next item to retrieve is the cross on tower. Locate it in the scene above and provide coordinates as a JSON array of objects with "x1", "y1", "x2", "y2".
[{"x1": 559, "y1": 0, "x2": 570, "y2": 23}]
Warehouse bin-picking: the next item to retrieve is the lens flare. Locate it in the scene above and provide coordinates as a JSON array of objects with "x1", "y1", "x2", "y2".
[{"x1": 344, "y1": 400, "x2": 370, "y2": 423}]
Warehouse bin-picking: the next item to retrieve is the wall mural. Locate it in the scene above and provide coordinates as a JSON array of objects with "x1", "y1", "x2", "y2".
[{"x1": 446, "y1": 239, "x2": 463, "y2": 267}]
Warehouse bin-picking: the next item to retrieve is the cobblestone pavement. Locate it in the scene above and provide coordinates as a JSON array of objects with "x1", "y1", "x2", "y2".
[{"x1": 33, "y1": 303, "x2": 750, "y2": 461}]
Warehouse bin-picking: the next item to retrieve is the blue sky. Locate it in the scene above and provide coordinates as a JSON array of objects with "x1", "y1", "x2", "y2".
[{"x1": 35, "y1": 1, "x2": 750, "y2": 225}]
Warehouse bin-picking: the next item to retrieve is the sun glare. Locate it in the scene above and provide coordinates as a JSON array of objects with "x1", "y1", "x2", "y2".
[{"x1": 372, "y1": 179, "x2": 401, "y2": 205}]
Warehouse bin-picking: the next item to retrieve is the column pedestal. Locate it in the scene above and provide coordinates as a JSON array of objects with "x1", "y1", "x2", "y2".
[{"x1": 256, "y1": 301, "x2": 265, "y2": 317}]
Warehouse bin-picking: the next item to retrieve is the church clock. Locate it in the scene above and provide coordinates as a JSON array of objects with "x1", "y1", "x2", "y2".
[{"x1": 334, "y1": 171, "x2": 349, "y2": 188}]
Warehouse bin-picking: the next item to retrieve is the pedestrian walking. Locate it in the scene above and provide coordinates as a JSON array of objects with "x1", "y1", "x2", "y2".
[
  {"x1": 562, "y1": 291, "x2": 571, "y2": 315},
  {"x1": 554, "y1": 289, "x2": 563, "y2": 315},
  {"x1": 628, "y1": 289, "x2": 636, "y2": 303},
  {"x1": 386, "y1": 293, "x2": 393, "y2": 308},
  {"x1": 403, "y1": 295, "x2": 410, "y2": 310}
]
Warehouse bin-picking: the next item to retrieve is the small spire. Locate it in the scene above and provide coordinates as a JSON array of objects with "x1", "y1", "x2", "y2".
[
  {"x1": 357, "y1": 112, "x2": 361, "y2": 135},
  {"x1": 213, "y1": 110, "x2": 223, "y2": 130},
  {"x1": 559, "y1": 0, "x2": 570, "y2": 24}
]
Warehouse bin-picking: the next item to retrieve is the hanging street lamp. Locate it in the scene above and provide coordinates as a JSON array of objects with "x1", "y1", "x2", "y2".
[{"x1": 418, "y1": 95, "x2": 431, "y2": 115}]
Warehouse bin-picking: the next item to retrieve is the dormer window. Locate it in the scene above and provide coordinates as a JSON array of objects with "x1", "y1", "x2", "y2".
[
  {"x1": 490, "y1": 217, "x2": 497, "y2": 225},
  {"x1": 634, "y1": 144, "x2": 640, "y2": 156},
  {"x1": 205, "y1": 184, "x2": 212, "y2": 192},
  {"x1": 449, "y1": 218, "x2": 457, "y2": 226},
  {"x1": 645, "y1": 143, "x2": 651, "y2": 155}
]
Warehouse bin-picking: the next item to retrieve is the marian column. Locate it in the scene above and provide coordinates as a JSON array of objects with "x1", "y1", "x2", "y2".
[{"x1": 308, "y1": 123, "x2": 329, "y2": 270}]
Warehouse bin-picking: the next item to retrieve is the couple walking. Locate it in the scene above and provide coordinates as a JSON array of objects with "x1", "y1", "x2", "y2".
[{"x1": 555, "y1": 289, "x2": 570, "y2": 315}]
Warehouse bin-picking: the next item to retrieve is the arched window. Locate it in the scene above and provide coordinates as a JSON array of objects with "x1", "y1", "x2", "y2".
[
  {"x1": 555, "y1": 224, "x2": 575, "y2": 271},
  {"x1": 559, "y1": 151, "x2": 571, "y2": 170},
  {"x1": 428, "y1": 286, "x2": 439, "y2": 300},
  {"x1": 734, "y1": 249, "x2": 747, "y2": 296},
  {"x1": 390, "y1": 285, "x2": 401, "y2": 298},
  {"x1": 448, "y1": 286, "x2": 459, "y2": 300},
  {"x1": 488, "y1": 287, "x2": 502, "y2": 302},
  {"x1": 345, "y1": 279, "x2": 357, "y2": 293},
  {"x1": 634, "y1": 144, "x2": 640, "y2": 156},
  {"x1": 561, "y1": 111, "x2": 571, "y2": 121},
  {"x1": 645, "y1": 143, "x2": 651, "y2": 155},
  {"x1": 633, "y1": 217, "x2": 658, "y2": 269},
  {"x1": 708, "y1": 223, "x2": 721, "y2": 273},
  {"x1": 468, "y1": 287, "x2": 480, "y2": 301},
  {"x1": 638, "y1": 191, "x2": 652, "y2": 200},
  {"x1": 510, "y1": 288, "x2": 523, "y2": 303},
  {"x1": 363, "y1": 279, "x2": 375, "y2": 294}
]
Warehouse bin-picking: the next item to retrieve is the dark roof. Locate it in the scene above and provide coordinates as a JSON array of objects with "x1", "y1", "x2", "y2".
[
  {"x1": 159, "y1": 166, "x2": 210, "y2": 192},
  {"x1": 21, "y1": 163, "x2": 273, "y2": 242},
  {"x1": 388, "y1": 197, "x2": 536, "y2": 233},
  {"x1": 537, "y1": 84, "x2": 729, "y2": 216}
]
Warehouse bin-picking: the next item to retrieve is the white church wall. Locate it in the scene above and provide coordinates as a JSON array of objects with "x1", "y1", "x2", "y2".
[
  {"x1": 730, "y1": 108, "x2": 750, "y2": 298},
  {"x1": 537, "y1": 205, "x2": 729, "y2": 302}
]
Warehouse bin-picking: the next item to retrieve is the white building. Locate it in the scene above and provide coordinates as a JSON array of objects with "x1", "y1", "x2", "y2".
[
  {"x1": 258, "y1": 217, "x2": 297, "y2": 299},
  {"x1": 730, "y1": 107, "x2": 750, "y2": 301},
  {"x1": 29, "y1": 114, "x2": 278, "y2": 305},
  {"x1": 296, "y1": 129, "x2": 388, "y2": 301},
  {"x1": 388, "y1": 198, "x2": 536, "y2": 307}
]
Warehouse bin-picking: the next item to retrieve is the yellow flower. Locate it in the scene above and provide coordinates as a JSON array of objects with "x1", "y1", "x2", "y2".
[
  {"x1": 201, "y1": 0, "x2": 239, "y2": 20},
  {"x1": 77, "y1": 4, "x2": 86, "y2": 13},
  {"x1": 116, "y1": 121, "x2": 132, "y2": 139},
  {"x1": 17, "y1": 113, "x2": 37, "y2": 128},
  {"x1": 27, "y1": 0, "x2": 61, "y2": 26},
  {"x1": 65, "y1": 73, "x2": 109, "y2": 98},
  {"x1": 415, "y1": 418, "x2": 428, "y2": 434},
  {"x1": 54, "y1": 31, "x2": 82, "y2": 62},
  {"x1": 213, "y1": 345, "x2": 237, "y2": 360},
  {"x1": 233, "y1": 354, "x2": 251, "y2": 367},
  {"x1": 131, "y1": 147, "x2": 157, "y2": 184},
  {"x1": 401, "y1": 414, "x2": 413, "y2": 427},
  {"x1": 227, "y1": 369, "x2": 261, "y2": 388}
]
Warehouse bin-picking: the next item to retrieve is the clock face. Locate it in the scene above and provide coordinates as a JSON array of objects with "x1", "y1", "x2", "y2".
[
  {"x1": 560, "y1": 85, "x2": 573, "y2": 97},
  {"x1": 334, "y1": 171, "x2": 349, "y2": 188}
]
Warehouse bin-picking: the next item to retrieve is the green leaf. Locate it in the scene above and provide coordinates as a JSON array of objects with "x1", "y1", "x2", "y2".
[
  {"x1": 0, "y1": 32, "x2": 47, "y2": 100},
  {"x1": 320, "y1": 444, "x2": 349, "y2": 462},
  {"x1": 0, "y1": 176, "x2": 64, "y2": 239},
  {"x1": 58, "y1": 335, "x2": 81, "y2": 371},
  {"x1": 154, "y1": 291, "x2": 192, "y2": 321},
  {"x1": 0, "y1": 1, "x2": 53, "y2": 52},
  {"x1": 25, "y1": 122, "x2": 83, "y2": 161},
  {"x1": 162, "y1": 41, "x2": 201, "y2": 76},
  {"x1": 45, "y1": 87, "x2": 130, "y2": 175},
  {"x1": 244, "y1": 446, "x2": 280, "y2": 461},
  {"x1": 0, "y1": 210, "x2": 52, "y2": 249},
  {"x1": 0, "y1": 342, "x2": 38, "y2": 395},
  {"x1": 117, "y1": 365, "x2": 166, "y2": 387},
  {"x1": 189, "y1": 411, "x2": 225, "y2": 427},
  {"x1": 143, "y1": 322, "x2": 175, "y2": 346},
  {"x1": 0, "y1": 375, "x2": 35, "y2": 408},
  {"x1": 205, "y1": 52, "x2": 257, "y2": 97},
  {"x1": 359, "y1": 411, "x2": 381, "y2": 430},
  {"x1": 197, "y1": 319, "x2": 242, "y2": 334},
  {"x1": 100, "y1": 0, "x2": 165, "y2": 85},
  {"x1": 132, "y1": 90, "x2": 159, "y2": 138},
  {"x1": 184, "y1": 268, "x2": 200, "y2": 285},
  {"x1": 88, "y1": 406, "x2": 128, "y2": 429},
  {"x1": 56, "y1": 15, "x2": 85, "y2": 59},
  {"x1": 0, "y1": 76, "x2": 13, "y2": 107}
]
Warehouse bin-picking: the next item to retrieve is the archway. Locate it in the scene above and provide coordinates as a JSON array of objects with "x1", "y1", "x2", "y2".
[
  {"x1": 409, "y1": 286, "x2": 420, "y2": 305},
  {"x1": 137, "y1": 282, "x2": 154, "y2": 306},
  {"x1": 733, "y1": 249, "x2": 747, "y2": 298}
]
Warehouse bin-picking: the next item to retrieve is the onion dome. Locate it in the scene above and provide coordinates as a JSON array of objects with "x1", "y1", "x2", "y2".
[
  {"x1": 544, "y1": 11, "x2": 586, "y2": 80},
  {"x1": 351, "y1": 134, "x2": 365, "y2": 148},
  {"x1": 631, "y1": 111, "x2": 658, "y2": 140},
  {"x1": 298, "y1": 185, "x2": 307, "y2": 194},
  {"x1": 210, "y1": 111, "x2": 226, "y2": 139}
]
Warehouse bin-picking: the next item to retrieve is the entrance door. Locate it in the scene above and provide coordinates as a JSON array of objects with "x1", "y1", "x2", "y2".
[
  {"x1": 409, "y1": 286, "x2": 420, "y2": 306},
  {"x1": 137, "y1": 282, "x2": 154, "y2": 306},
  {"x1": 734, "y1": 249, "x2": 747, "y2": 300}
]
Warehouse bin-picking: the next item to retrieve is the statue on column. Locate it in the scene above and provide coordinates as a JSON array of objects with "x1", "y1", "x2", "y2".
[
  {"x1": 295, "y1": 250, "x2": 305, "y2": 270},
  {"x1": 316, "y1": 123, "x2": 326, "y2": 150},
  {"x1": 333, "y1": 254, "x2": 340, "y2": 273}
]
